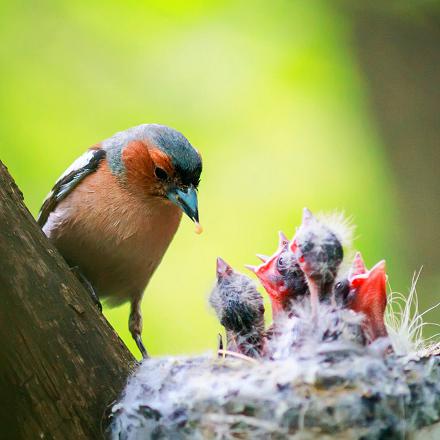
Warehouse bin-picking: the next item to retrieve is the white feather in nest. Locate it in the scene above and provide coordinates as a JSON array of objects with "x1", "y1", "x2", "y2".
[
  {"x1": 109, "y1": 210, "x2": 440, "y2": 439},
  {"x1": 385, "y1": 269, "x2": 440, "y2": 357}
]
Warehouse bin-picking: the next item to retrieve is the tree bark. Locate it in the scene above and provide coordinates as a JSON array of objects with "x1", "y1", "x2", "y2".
[{"x1": 0, "y1": 161, "x2": 135, "y2": 440}]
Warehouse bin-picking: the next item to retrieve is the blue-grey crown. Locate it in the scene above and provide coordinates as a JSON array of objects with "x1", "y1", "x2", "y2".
[{"x1": 103, "y1": 124, "x2": 202, "y2": 186}]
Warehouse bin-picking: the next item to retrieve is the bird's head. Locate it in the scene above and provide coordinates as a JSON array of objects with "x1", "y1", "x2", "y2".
[
  {"x1": 246, "y1": 232, "x2": 308, "y2": 306},
  {"x1": 346, "y1": 252, "x2": 388, "y2": 341},
  {"x1": 290, "y1": 208, "x2": 343, "y2": 294},
  {"x1": 334, "y1": 252, "x2": 367, "y2": 306},
  {"x1": 210, "y1": 257, "x2": 265, "y2": 333},
  {"x1": 104, "y1": 124, "x2": 203, "y2": 231}
]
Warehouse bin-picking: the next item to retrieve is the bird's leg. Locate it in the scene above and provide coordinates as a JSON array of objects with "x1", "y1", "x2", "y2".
[
  {"x1": 129, "y1": 298, "x2": 148, "y2": 359},
  {"x1": 70, "y1": 266, "x2": 102, "y2": 312}
]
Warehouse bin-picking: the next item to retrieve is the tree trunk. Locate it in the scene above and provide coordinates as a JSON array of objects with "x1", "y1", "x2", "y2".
[{"x1": 0, "y1": 161, "x2": 135, "y2": 440}]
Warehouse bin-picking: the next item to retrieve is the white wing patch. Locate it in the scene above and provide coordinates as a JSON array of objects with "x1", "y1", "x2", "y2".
[
  {"x1": 59, "y1": 150, "x2": 97, "y2": 183},
  {"x1": 37, "y1": 149, "x2": 106, "y2": 227},
  {"x1": 41, "y1": 151, "x2": 96, "y2": 203}
]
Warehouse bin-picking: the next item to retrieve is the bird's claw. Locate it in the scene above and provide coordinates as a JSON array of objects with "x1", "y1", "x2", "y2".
[
  {"x1": 70, "y1": 266, "x2": 103, "y2": 312},
  {"x1": 134, "y1": 334, "x2": 149, "y2": 359}
]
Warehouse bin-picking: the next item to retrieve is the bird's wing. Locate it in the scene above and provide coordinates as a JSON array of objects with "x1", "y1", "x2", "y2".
[{"x1": 37, "y1": 148, "x2": 106, "y2": 227}]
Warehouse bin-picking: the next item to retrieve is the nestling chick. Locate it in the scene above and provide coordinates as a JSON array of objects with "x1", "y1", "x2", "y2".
[
  {"x1": 247, "y1": 232, "x2": 308, "y2": 320},
  {"x1": 290, "y1": 208, "x2": 343, "y2": 316},
  {"x1": 346, "y1": 252, "x2": 388, "y2": 342},
  {"x1": 38, "y1": 124, "x2": 203, "y2": 357},
  {"x1": 209, "y1": 258, "x2": 265, "y2": 358}
]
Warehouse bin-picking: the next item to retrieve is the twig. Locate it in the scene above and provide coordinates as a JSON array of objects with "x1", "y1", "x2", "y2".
[{"x1": 216, "y1": 349, "x2": 259, "y2": 364}]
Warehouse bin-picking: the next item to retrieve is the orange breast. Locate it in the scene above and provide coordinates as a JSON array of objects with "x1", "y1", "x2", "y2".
[{"x1": 44, "y1": 159, "x2": 182, "y2": 304}]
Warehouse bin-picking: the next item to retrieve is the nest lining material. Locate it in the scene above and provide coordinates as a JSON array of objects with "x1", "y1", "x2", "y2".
[{"x1": 110, "y1": 302, "x2": 440, "y2": 439}]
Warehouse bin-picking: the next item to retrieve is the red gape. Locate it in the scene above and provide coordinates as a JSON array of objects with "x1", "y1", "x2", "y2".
[
  {"x1": 246, "y1": 232, "x2": 293, "y2": 319},
  {"x1": 348, "y1": 253, "x2": 388, "y2": 341}
]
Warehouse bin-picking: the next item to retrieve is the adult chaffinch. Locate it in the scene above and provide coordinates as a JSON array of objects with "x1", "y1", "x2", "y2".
[{"x1": 38, "y1": 124, "x2": 203, "y2": 357}]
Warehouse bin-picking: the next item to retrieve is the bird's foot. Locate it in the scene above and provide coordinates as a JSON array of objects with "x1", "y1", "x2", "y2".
[
  {"x1": 70, "y1": 266, "x2": 103, "y2": 312},
  {"x1": 134, "y1": 334, "x2": 149, "y2": 359}
]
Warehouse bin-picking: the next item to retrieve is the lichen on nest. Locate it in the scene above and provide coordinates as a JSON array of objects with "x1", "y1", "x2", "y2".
[{"x1": 109, "y1": 209, "x2": 440, "y2": 439}]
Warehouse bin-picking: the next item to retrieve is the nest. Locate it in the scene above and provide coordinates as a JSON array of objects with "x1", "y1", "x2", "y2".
[{"x1": 109, "y1": 304, "x2": 440, "y2": 439}]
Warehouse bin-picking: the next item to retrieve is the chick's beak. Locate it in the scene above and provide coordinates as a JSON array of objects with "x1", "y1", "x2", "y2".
[{"x1": 167, "y1": 184, "x2": 200, "y2": 224}]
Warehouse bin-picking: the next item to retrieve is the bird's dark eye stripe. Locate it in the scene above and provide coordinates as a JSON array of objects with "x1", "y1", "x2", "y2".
[{"x1": 154, "y1": 167, "x2": 168, "y2": 180}]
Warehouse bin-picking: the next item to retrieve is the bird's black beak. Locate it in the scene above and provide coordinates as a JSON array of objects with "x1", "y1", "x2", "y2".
[{"x1": 167, "y1": 184, "x2": 200, "y2": 226}]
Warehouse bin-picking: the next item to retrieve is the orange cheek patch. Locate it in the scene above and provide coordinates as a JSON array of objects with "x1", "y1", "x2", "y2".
[
  {"x1": 122, "y1": 141, "x2": 175, "y2": 194},
  {"x1": 122, "y1": 141, "x2": 155, "y2": 191}
]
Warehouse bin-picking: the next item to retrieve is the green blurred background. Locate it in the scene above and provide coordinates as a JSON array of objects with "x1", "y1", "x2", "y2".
[{"x1": 1, "y1": 1, "x2": 439, "y2": 357}]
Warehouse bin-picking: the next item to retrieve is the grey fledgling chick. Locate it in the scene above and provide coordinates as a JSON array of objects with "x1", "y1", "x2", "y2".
[
  {"x1": 209, "y1": 258, "x2": 265, "y2": 358},
  {"x1": 290, "y1": 208, "x2": 343, "y2": 316}
]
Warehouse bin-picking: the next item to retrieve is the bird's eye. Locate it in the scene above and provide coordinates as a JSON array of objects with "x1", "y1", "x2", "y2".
[
  {"x1": 277, "y1": 256, "x2": 287, "y2": 275},
  {"x1": 154, "y1": 167, "x2": 168, "y2": 181},
  {"x1": 277, "y1": 256, "x2": 284, "y2": 269}
]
